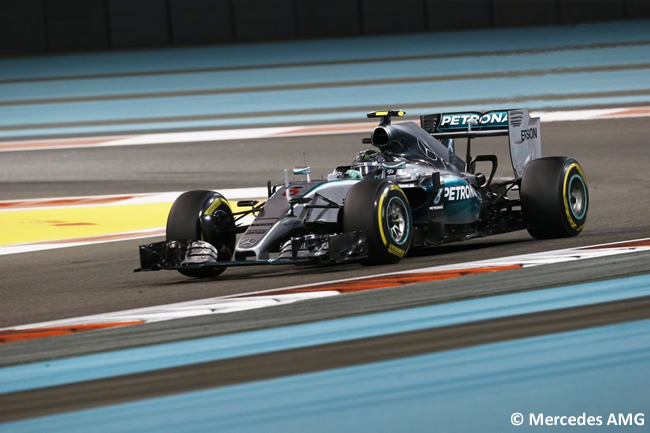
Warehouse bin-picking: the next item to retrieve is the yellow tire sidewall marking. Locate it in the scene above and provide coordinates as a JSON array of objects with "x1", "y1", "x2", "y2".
[
  {"x1": 377, "y1": 188, "x2": 388, "y2": 247},
  {"x1": 203, "y1": 197, "x2": 226, "y2": 216},
  {"x1": 562, "y1": 163, "x2": 587, "y2": 232},
  {"x1": 378, "y1": 185, "x2": 407, "y2": 248}
]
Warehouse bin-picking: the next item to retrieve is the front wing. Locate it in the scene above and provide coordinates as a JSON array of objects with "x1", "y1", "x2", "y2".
[{"x1": 135, "y1": 231, "x2": 368, "y2": 272}]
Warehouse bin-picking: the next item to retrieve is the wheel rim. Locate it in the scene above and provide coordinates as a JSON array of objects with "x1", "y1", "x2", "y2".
[
  {"x1": 568, "y1": 174, "x2": 587, "y2": 220},
  {"x1": 386, "y1": 197, "x2": 408, "y2": 245}
]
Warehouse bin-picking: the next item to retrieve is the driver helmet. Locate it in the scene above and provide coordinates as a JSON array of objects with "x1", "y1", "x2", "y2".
[
  {"x1": 351, "y1": 149, "x2": 382, "y2": 177},
  {"x1": 352, "y1": 149, "x2": 380, "y2": 164}
]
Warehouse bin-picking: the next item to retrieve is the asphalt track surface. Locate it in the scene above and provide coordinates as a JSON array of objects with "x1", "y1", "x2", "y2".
[
  {"x1": 1, "y1": 116, "x2": 648, "y2": 329},
  {"x1": 1, "y1": 117, "x2": 649, "y2": 423}
]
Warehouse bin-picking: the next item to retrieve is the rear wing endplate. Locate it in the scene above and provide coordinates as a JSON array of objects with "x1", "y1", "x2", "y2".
[{"x1": 420, "y1": 109, "x2": 541, "y2": 178}]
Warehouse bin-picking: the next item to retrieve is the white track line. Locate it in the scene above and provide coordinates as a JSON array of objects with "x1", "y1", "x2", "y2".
[
  {"x1": 0, "y1": 187, "x2": 268, "y2": 212},
  {"x1": 0, "y1": 228, "x2": 166, "y2": 256}
]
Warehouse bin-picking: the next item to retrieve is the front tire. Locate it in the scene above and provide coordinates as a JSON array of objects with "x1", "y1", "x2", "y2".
[
  {"x1": 521, "y1": 157, "x2": 588, "y2": 239},
  {"x1": 343, "y1": 180, "x2": 412, "y2": 265},
  {"x1": 166, "y1": 190, "x2": 235, "y2": 278}
]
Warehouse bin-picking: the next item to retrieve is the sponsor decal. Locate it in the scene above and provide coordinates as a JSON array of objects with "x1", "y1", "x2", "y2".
[
  {"x1": 520, "y1": 127, "x2": 538, "y2": 141},
  {"x1": 417, "y1": 138, "x2": 438, "y2": 160},
  {"x1": 282, "y1": 187, "x2": 302, "y2": 197},
  {"x1": 239, "y1": 238, "x2": 257, "y2": 247},
  {"x1": 433, "y1": 188, "x2": 444, "y2": 205},
  {"x1": 334, "y1": 166, "x2": 352, "y2": 177},
  {"x1": 444, "y1": 185, "x2": 478, "y2": 201},
  {"x1": 439, "y1": 111, "x2": 508, "y2": 130}
]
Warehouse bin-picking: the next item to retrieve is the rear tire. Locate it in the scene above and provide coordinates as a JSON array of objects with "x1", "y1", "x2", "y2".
[
  {"x1": 343, "y1": 180, "x2": 412, "y2": 265},
  {"x1": 521, "y1": 157, "x2": 588, "y2": 239},
  {"x1": 166, "y1": 190, "x2": 235, "y2": 278}
]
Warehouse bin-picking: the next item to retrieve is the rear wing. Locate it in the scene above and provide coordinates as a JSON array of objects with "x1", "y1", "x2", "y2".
[{"x1": 420, "y1": 108, "x2": 541, "y2": 178}]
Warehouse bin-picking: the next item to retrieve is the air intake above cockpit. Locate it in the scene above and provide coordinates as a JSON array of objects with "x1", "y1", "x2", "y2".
[{"x1": 371, "y1": 127, "x2": 390, "y2": 147}]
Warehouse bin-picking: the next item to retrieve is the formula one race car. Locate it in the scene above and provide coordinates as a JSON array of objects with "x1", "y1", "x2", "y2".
[{"x1": 137, "y1": 108, "x2": 588, "y2": 278}]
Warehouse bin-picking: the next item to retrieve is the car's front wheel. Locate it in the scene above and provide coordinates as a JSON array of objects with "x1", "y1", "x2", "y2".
[
  {"x1": 342, "y1": 180, "x2": 412, "y2": 265},
  {"x1": 166, "y1": 190, "x2": 236, "y2": 278}
]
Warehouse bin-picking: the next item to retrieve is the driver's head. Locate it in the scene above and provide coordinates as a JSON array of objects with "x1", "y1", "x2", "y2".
[{"x1": 353, "y1": 149, "x2": 379, "y2": 164}]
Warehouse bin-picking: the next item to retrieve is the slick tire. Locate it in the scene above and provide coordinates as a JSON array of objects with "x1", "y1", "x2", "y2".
[
  {"x1": 167, "y1": 190, "x2": 235, "y2": 278},
  {"x1": 343, "y1": 180, "x2": 412, "y2": 265},
  {"x1": 521, "y1": 157, "x2": 588, "y2": 239}
]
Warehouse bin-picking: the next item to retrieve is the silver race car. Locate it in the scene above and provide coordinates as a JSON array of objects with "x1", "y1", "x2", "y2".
[{"x1": 137, "y1": 109, "x2": 588, "y2": 278}]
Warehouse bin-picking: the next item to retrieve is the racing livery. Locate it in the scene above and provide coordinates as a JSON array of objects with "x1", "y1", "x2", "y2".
[{"x1": 137, "y1": 109, "x2": 588, "y2": 278}]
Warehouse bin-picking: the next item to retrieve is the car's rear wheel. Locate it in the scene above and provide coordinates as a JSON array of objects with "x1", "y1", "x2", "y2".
[
  {"x1": 521, "y1": 157, "x2": 588, "y2": 239},
  {"x1": 343, "y1": 180, "x2": 412, "y2": 265},
  {"x1": 166, "y1": 190, "x2": 235, "y2": 278}
]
